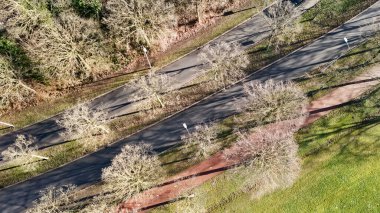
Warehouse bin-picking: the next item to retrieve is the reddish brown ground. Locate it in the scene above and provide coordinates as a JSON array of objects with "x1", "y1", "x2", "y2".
[{"x1": 119, "y1": 67, "x2": 380, "y2": 212}]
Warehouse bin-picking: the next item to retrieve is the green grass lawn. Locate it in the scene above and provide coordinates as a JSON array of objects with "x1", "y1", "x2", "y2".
[
  {"x1": 296, "y1": 33, "x2": 380, "y2": 100},
  {"x1": 1, "y1": 0, "x2": 379, "y2": 198},
  {"x1": 210, "y1": 86, "x2": 380, "y2": 213},
  {"x1": 153, "y1": 83, "x2": 380, "y2": 213},
  {"x1": 152, "y1": 0, "x2": 380, "y2": 210},
  {"x1": 157, "y1": 0, "x2": 380, "y2": 181}
]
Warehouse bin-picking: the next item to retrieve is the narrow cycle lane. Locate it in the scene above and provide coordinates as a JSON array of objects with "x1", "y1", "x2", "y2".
[
  {"x1": 0, "y1": 0, "x2": 319, "y2": 154},
  {"x1": 0, "y1": 1, "x2": 379, "y2": 212}
]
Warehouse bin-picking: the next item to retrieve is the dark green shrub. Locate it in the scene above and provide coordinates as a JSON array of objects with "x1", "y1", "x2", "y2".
[
  {"x1": 0, "y1": 36, "x2": 45, "y2": 82},
  {"x1": 72, "y1": 0, "x2": 102, "y2": 18}
]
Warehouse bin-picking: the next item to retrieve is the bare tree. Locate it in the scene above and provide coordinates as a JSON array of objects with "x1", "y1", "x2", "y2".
[
  {"x1": 0, "y1": 0, "x2": 52, "y2": 39},
  {"x1": 25, "y1": 12, "x2": 110, "y2": 86},
  {"x1": 263, "y1": 0, "x2": 299, "y2": 52},
  {"x1": 53, "y1": 10, "x2": 112, "y2": 80},
  {"x1": 181, "y1": 123, "x2": 219, "y2": 160},
  {"x1": 27, "y1": 184, "x2": 77, "y2": 213},
  {"x1": 224, "y1": 122, "x2": 301, "y2": 199},
  {"x1": 1, "y1": 134, "x2": 48, "y2": 170},
  {"x1": 0, "y1": 57, "x2": 36, "y2": 110},
  {"x1": 56, "y1": 103, "x2": 109, "y2": 148},
  {"x1": 130, "y1": 72, "x2": 172, "y2": 108},
  {"x1": 101, "y1": 143, "x2": 164, "y2": 200},
  {"x1": 242, "y1": 79, "x2": 308, "y2": 125},
  {"x1": 103, "y1": 0, "x2": 177, "y2": 50},
  {"x1": 1, "y1": 135, "x2": 37, "y2": 161},
  {"x1": 200, "y1": 41, "x2": 249, "y2": 88},
  {"x1": 2, "y1": 0, "x2": 111, "y2": 86},
  {"x1": 191, "y1": 0, "x2": 237, "y2": 24}
]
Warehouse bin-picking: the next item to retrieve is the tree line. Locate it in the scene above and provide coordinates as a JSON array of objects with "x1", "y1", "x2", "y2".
[{"x1": 0, "y1": 0, "x2": 249, "y2": 111}]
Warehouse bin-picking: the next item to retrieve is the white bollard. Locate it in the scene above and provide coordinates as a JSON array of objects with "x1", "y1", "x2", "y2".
[
  {"x1": 31, "y1": 154, "x2": 49, "y2": 160},
  {"x1": 0, "y1": 121, "x2": 14, "y2": 128}
]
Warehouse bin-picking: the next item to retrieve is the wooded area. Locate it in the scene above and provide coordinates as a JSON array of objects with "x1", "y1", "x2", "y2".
[{"x1": 0, "y1": 0, "x2": 249, "y2": 111}]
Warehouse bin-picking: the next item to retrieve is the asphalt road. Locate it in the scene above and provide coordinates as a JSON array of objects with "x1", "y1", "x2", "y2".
[
  {"x1": 0, "y1": 0, "x2": 319, "y2": 155},
  {"x1": 2, "y1": 1, "x2": 380, "y2": 212}
]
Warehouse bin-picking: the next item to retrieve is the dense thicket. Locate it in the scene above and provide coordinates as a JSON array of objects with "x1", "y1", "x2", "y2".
[{"x1": 0, "y1": 0, "x2": 247, "y2": 111}]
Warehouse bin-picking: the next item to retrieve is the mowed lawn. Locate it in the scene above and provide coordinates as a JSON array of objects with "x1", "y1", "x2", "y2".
[{"x1": 213, "y1": 87, "x2": 380, "y2": 212}]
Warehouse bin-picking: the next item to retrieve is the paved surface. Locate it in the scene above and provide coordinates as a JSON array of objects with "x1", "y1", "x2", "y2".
[
  {"x1": 0, "y1": 0, "x2": 319, "y2": 155},
  {"x1": 1, "y1": 1, "x2": 380, "y2": 212},
  {"x1": 120, "y1": 64, "x2": 380, "y2": 212},
  {"x1": 305, "y1": 65, "x2": 380, "y2": 125}
]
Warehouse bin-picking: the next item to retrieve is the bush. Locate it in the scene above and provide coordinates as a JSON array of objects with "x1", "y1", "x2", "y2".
[
  {"x1": 181, "y1": 123, "x2": 219, "y2": 160},
  {"x1": 224, "y1": 121, "x2": 301, "y2": 199},
  {"x1": 0, "y1": 56, "x2": 36, "y2": 110},
  {"x1": 102, "y1": 0, "x2": 177, "y2": 50},
  {"x1": 0, "y1": 36, "x2": 43, "y2": 82},
  {"x1": 56, "y1": 103, "x2": 109, "y2": 149},
  {"x1": 1, "y1": 135, "x2": 37, "y2": 161},
  {"x1": 130, "y1": 72, "x2": 173, "y2": 109},
  {"x1": 27, "y1": 184, "x2": 77, "y2": 213},
  {"x1": 242, "y1": 80, "x2": 308, "y2": 125},
  {"x1": 200, "y1": 41, "x2": 249, "y2": 88},
  {"x1": 72, "y1": 0, "x2": 102, "y2": 18},
  {"x1": 101, "y1": 143, "x2": 164, "y2": 200}
]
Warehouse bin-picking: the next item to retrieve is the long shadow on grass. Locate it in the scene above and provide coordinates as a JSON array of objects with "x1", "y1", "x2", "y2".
[
  {"x1": 0, "y1": 159, "x2": 47, "y2": 172},
  {"x1": 302, "y1": 115, "x2": 380, "y2": 158},
  {"x1": 137, "y1": 162, "x2": 243, "y2": 211},
  {"x1": 156, "y1": 163, "x2": 242, "y2": 189},
  {"x1": 307, "y1": 77, "x2": 380, "y2": 98}
]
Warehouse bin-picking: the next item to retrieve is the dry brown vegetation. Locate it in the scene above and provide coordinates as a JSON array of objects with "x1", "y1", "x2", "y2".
[
  {"x1": 200, "y1": 41, "x2": 250, "y2": 88},
  {"x1": 0, "y1": 56, "x2": 36, "y2": 110},
  {"x1": 224, "y1": 121, "x2": 301, "y2": 199},
  {"x1": 101, "y1": 143, "x2": 165, "y2": 200},
  {"x1": 221, "y1": 80, "x2": 307, "y2": 199},
  {"x1": 1, "y1": 135, "x2": 37, "y2": 161},
  {"x1": 263, "y1": 0, "x2": 301, "y2": 51},
  {"x1": 181, "y1": 123, "x2": 220, "y2": 160},
  {"x1": 130, "y1": 71, "x2": 173, "y2": 109},
  {"x1": 56, "y1": 103, "x2": 110, "y2": 149},
  {"x1": 26, "y1": 184, "x2": 77, "y2": 213},
  {"x1": 103, "y1": 0, "x2": 177, "y2": 51},
  {"x1": 241, "y1": 79, "x2": 308, "y2": 124},
  {"x1": 0, "y1": 0, "x2": 250, "y2": 112}
]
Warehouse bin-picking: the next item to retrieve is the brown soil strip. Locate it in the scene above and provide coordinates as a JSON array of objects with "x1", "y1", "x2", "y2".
[{"x1": 118, "y1": 67, "x2": 380, "y2": 212}]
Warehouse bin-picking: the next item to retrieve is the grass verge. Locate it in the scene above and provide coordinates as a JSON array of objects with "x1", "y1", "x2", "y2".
[
  {"x1": 0, "y1": 2, "x2": 260, "y2": 136},
  {"x1": 1, "y1": 0, "x2": 378, "y2": 195},
  {"x1": 179, "y1": 84, "x2": 380, "y2": 213}
]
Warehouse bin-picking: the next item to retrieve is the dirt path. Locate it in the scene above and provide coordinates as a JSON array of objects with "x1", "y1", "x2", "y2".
[
  {"x1": 118, "y1": 66, "x2": 380, "y2": 212},
  {"x1": 305, "y1": 67, "x2": 380, "y2": 125}
]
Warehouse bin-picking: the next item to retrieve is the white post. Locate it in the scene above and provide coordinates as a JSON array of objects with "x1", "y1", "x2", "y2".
[
  {"x1": 31, "y1": 154, "x2": 49, "y2": 160},
  {"x1": 344, "y1": 37, "x2": 350, "y2": 49},
  {"x1": 183, "y1": 123, "x2": 190, "y2": 135},
  {"x1": 142, "y1": 46, "x2": 152, "y2": 70},
  {"x1": 0, "y1": 121, "x2": 14, "y2": 128}
]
